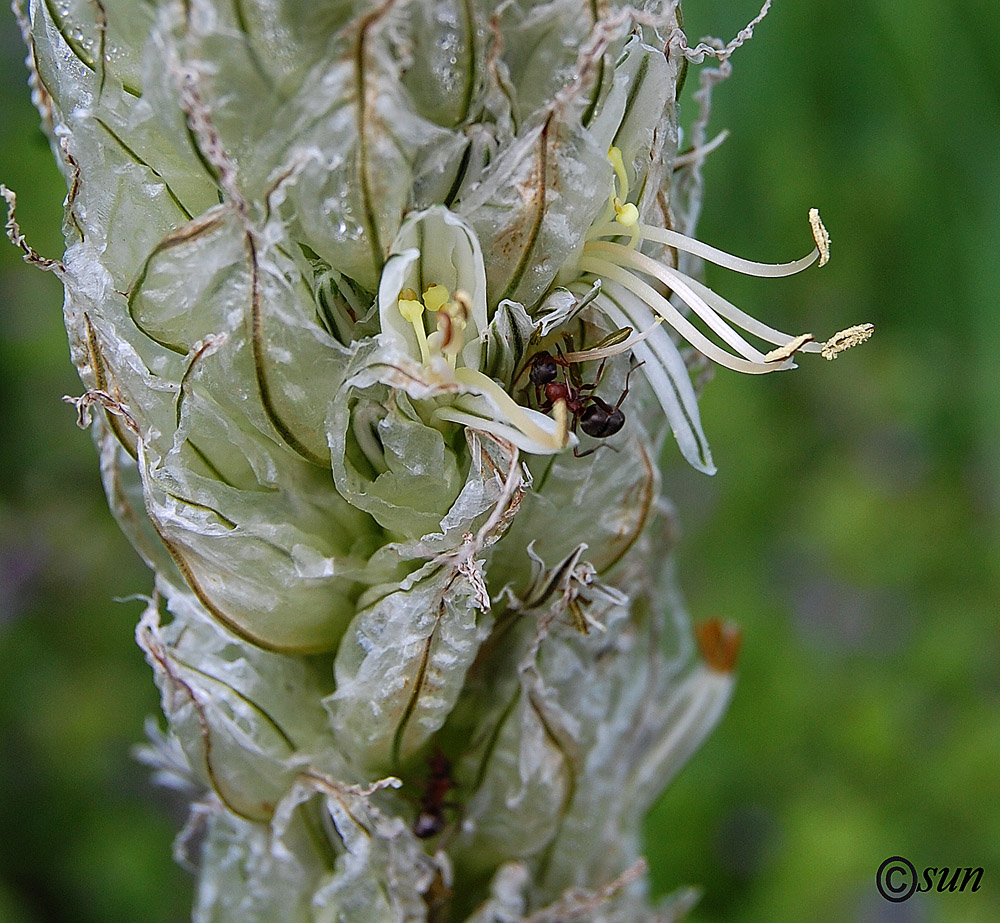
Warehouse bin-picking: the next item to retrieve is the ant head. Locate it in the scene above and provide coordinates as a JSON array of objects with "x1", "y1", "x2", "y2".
[
  {"x1": 579, "y1": 399, "x2": 625, "y2": 439},
  {"x1": 529, "y1": 351, "x2": 559, "y2": 386}
]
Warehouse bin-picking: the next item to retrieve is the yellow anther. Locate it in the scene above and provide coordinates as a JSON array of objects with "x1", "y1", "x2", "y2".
[
  {"x1": 608, "y1": 145, "x2": 630, "y2": 201},
  {"x1": 809, "y1": 208, "x2": 831, "y2": 266},
  {"x1": 614, "y1": 199, "x2": 639, "y2": 228},
  {"x1": 398, "y1": 287, "x2": 431, "y2": 364},
  {"x1": 422, "y1": 283, "x2": 450, "y2": 313},
  {"x1": 397, "y1": 288, "x2": 424, "y2": 323}
]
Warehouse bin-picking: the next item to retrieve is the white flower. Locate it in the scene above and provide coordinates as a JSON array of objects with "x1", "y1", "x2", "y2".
[
  {"x1": 562, "y1": 143, "x2": 872, "y2": 473},
  {"x1": 375, "y1": 207, "x2": 574, "y2": 455}
]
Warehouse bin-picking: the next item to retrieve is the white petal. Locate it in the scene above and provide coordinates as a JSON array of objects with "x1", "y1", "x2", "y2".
[{"x1": 596, "y1": 285, "x2": 716, "y2": 475}]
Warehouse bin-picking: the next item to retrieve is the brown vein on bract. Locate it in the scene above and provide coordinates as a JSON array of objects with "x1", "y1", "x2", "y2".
[
  {"x1": 456, "y1": 0, "x2": 477, "y2": 125},
  {"x1": 142, "y1": 629, "x2": 272, "y2": 821},
  {"x1": 162, "y1": 490, "x2": 237, "y2": 530},
  {"x1": 172, "y1": 654, "x2": 298, "y2": 752},
  {"x1": 185, "y1": 440, "x2": 238, "y2": 489},
  {"x1": 599, "y1": 436, "x2": 656, "y2": 573},
  {"x1": 298, "y1": 771, "x2": 385, "y2": 870},
  {"x1": 93, "y1": 0, "x2": 108, "y2": 99},
  {"x1": 83, "y1": 312, "x2": 138, "y2": 459},
  {"x1": 93, "y1": 118, "x2": 193, "y2": 220},
  {"x1": 41, "y1": 0, "x2": 141, "y2": 97},
  {"x1": 72, "y1": 396, "x2": 273, "y2": 655},
  {"x1": 102, "y1": 431, "x2": 161, "y2": 566},
  {"x1": 390, "y1": 572, "x2": 456, "y2": 768},
  {"x1": 231, "y1": 0, "x2": 278, "y2": 96},
  {"x1": 580, "y1": 0, "x2": 607, "y2": 127},
  {"x1": 672, "y1": 2, "x2": 689, "y2": 100},
  {"x1": 353, "y1": 1, "x2": 398, "y2": 277},
  {"x1": 245, "y1": 234, "x2": 329, "y2": 468},
  {"x1": 500, "y1": 112, "x2": 552, "y2": 302},
  {"x1": 174, "y1": 340, "x2": 243, "y2": 490},
  {"x1": 611, "y1": 51, "x2": 650, "y2": 150},
  {"x1": 125, "y1": 209, "x2": 227, "y2": 354},
  {"x1": 485, "y1": 15, "x2": 518, "y2": 134},
  {"x1": 527, "y1": 687, "x2": 578, "y2": 882},
  {"x1": 175, "y1": 335, "x2": 217, "y2": 428},
  {"x1": 147, "y1": 518, "x2": 332, "y2": 654},
  {"x1": 471, "y1": 681, "x2": 521, "y2": 791}
]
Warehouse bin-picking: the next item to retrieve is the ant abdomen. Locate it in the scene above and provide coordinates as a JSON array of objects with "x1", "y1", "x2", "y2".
[{"x1": 579, "y1": 399, "x2": 625, "y2": 438}]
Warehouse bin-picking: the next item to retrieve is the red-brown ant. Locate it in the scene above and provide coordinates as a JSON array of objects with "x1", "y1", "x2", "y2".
[
  {"x1": 528, "y1": 347, "x2": 640, "y2": 454},
  {"x1": 413, "y1": 751, "x2": 456, "y2": 839}
]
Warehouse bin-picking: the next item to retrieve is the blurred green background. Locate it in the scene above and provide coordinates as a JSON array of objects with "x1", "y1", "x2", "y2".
[{"x1": 1, "y1": 2, "x2": 997, "y2": 921}]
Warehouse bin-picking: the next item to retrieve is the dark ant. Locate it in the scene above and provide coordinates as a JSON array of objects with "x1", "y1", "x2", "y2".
[
  {"x1": 413, "y1": 751, "x2": 456, "y2": 839},
  {"x1": 528, "y1": 348, "x2": 640, "y2": 455}
]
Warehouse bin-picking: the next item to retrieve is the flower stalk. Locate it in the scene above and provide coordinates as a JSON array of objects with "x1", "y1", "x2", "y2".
[{"x1": 7, "y1": 1, "x2": 869, "y2": 920}]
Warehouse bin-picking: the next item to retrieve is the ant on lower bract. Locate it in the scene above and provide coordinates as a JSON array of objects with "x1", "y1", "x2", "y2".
[
  {"x1": 527, "y1": 337, "x2": 641, "y2": 456},
  {"x1": 413, "y1": 750, "x2": 456, "y2": 839}
]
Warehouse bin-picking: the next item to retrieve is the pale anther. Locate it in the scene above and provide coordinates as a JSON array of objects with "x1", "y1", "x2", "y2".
[
  {"x1": 821, "y1": 323, "x2": 874, "y2": 359},
  {"x1": 809, "y1": 208, "x2": 831, "y2": 266}
]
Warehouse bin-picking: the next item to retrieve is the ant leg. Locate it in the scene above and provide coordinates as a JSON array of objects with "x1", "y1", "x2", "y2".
[
  {"x1": 573, "y1": 442, "x2": 620, "y2": 459},
  {"x1": 613, "y1": 357, "x2": 645, "y2": 409},
  {"x1": 577, "y1": 358, "x2": 607, "y2": 395}
]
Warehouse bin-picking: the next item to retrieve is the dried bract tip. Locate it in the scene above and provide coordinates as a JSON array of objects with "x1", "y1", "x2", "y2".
[
  {"x1": 809, "y1": 208, "x2": 831, "y2": 266},
  {"x1": 695, "y1": 619, "x2": 743, "y2": 673},
  {"x1": 764, "y1": 333, "x2": 815, "y2": 363},
  {"x1": 1, "y1": 184, "x2": 62, "y2": 271},
  {"x1": 821, "y1": 323, "x2": 875, "y2": 360}
]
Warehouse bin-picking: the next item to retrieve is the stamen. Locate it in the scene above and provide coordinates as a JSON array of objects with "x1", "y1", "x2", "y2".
[
  {"x1": 588, "y1": 146, "x2": 639, "y2": 243},
  {"x1": 614, "y1": 199, "x2": 639, "y2": 227},
  {"x1": 608, "y1": 146, "x2": 630, "y2": 202},
  {"x1": 397, "y1": 288, "x2": 423, "y2": 323},
  {"x1": 589, "y1": 218, "x2": 821, "y2": 278},
  {"x1": 764, "y1": 333, "x2": 815, "y2": 363},
  {"x1": 613, "y1": 198, "x2": 641, "y2": 249},
  {"x1": 809, "y1": 208, "x2": 831, "y2": 266},
  {"x1": 680, "y1": 273, "x2": 823, "y2": 353},
  {"x1": 398, "y1": 288, "x2": 430, "y2": 364},
  {"x1": 434, "y1": 407, "x2": 571, "y2": 455},
  {"x1": 453, "y1": 367, "x2": 569, "y2": 451},
  {"x1": 423, "y1": 283, "x2": 450, "y2": 313},
  {"x1": 821, "y1": 323, "x2": 874, "y2": 359},
  {"x1": 582, "y1": 241, "x2": 783, "y2": 370},
  {"x1": 437, "y1": 291, "x2": 471, "y2": 366}
]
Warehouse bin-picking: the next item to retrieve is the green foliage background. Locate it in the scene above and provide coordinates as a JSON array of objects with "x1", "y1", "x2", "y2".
[{"x1": 1, "y1": 2, "x2": 997, "y2": 921}]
